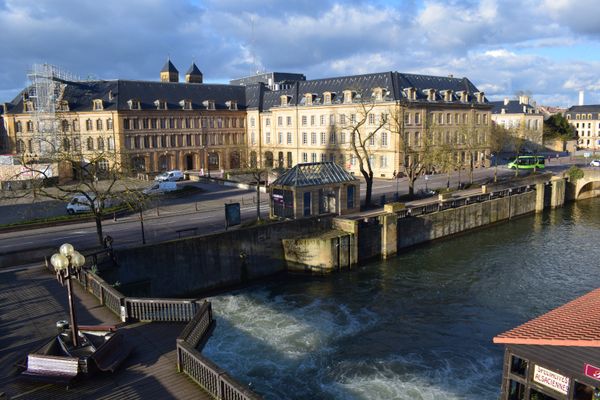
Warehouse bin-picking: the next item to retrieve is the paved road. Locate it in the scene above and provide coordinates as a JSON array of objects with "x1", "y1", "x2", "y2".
[{"x1": 0, "y1": 158, "x2": 579, "y2": 258}]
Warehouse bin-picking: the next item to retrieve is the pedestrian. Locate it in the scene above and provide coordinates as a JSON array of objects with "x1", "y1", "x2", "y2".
[
  {"x1": 7, "y1": 182, "x2": 11, "y2": 191},
  {"x1": 392, "y1": 170, "x2": 397, "y2": 179}
]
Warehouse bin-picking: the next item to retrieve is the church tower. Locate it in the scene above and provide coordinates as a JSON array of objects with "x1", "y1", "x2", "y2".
[
  {"x1": 160, "y1": 59, "x2": 179, "y2": 83},
  {"x1": 185, "y1": 62, "x2": 203, "y2": 84}
]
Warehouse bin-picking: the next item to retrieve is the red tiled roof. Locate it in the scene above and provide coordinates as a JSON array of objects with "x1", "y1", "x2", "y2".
[{"x1": 494, "y1": 287, "x2": 600, "y2": 347}]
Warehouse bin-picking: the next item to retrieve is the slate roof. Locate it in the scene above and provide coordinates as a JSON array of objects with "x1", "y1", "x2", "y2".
[
  {"x1": 259, "y1": 71, "x2": 487, "y2": 111},
  {"x1": 272, "y1": 162, "x2": 358, "y2": 187},
  {"x1": 493, "y1": 287, "x2": 600, "y2": 347},
  {"x1": 489, "y1": 100, "x2": 537, "y2": 114},
  {"x1": 7, "y1": 80, "x2": 247, "y2": 113},
  {"x1": 565, "y1": 105, "x2": 600, "y2": 118},
  {"x1": 186, "y1": 63, "x2": 202, "y2": 76},
  {"x1": 161, "y1": 60, "x2": 179, "y2": 73}
]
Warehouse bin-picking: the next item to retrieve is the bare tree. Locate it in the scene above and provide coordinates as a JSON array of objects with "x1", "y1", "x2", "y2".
[
  {"x1": 388, "y1": 105, "x2": 436, "y2": 197},
  {"x1": 489, "y1": 122, "x2": 512, "y2": 182},
  {"x1": 338, "y1": 92, "x2": 388, "y2": 207},
  {"x1": 12, "y1": 140, "x2": 133, "y2": 247}
]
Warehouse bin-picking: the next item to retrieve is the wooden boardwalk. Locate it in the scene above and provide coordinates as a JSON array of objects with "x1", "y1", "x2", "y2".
[{"x1": 0, "y1": 264, "x2": 211, "y2": 399}]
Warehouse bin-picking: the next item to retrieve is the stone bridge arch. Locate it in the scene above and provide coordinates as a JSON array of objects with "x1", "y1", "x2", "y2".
[{"x1": 574, "y1": 168, "x2": 600, "y2": 200}]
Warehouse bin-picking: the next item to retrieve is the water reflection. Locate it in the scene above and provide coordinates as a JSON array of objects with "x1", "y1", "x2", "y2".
[{"x1": 204, "y1": 198, "x2": 600, "y2": 400}]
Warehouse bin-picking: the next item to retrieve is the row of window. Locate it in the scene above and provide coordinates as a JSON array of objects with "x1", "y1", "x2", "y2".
[
  {"x1": 570, "y1": 113, "x2": 600, "y2": 120},
  {"x1": 575, "y1": 122, "x2": 600, "y2": 129},
  {"x1": 496, "y1": 119, "x2": 541, "y2": 130},
  {"x1": 123, "y1": 116, "x2": 245, "y2": 130},
  {"x1": 249, "y1": 112, "x2": 489, "y2": 128},
  {"x1": 15, "y1": 136, "x2": 114, "y2": 154},
  {"x1": 15, "y1": 118, "x2": 114, "y2": 133},
  {"x1": 125, "y1": 132, "x2": 245, "y2": 150}
]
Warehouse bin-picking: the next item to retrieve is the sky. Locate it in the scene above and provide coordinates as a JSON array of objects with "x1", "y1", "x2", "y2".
[{"x1": 1, "y1": 0, "x2": 599, "y2": 107}]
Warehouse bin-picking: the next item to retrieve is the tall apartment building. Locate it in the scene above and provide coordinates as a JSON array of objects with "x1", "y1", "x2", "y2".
[
  {"x1": 565, "y1": 105, "x2": 600, "y2": 150},
  {"x1": 2, "y1": 64, "x2": 492, "y2": 179},
  {"x1": 246, "y1": 72, "x2": 492, "y2": 178},
  {"x1": 490, "y1": 96, "x2": 544, "y2": 151}
]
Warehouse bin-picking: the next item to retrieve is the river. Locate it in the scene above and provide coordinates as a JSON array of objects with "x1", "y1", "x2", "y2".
[{"x1": 203, "y1": 198, "x2": 600, "y2": 400}]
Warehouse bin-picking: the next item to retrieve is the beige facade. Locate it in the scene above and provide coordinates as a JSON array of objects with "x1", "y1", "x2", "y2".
[
  {"x1": 248, "y1": 98, "x2": 492, "y2": 178},
  {"x1": 565, "y1": 108, "x2": 600, "y2": 150},
  {"x1": 490, "y1": 96, "x2": 544, "y2": 150}
]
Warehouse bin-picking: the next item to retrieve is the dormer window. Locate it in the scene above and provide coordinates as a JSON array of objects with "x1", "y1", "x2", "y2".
[
  {"x1": 343, "y1": 90, "x2": 356, "y2": 104},
  {"x1": 372, "y1": 88, "x2": 384, "y2": 101},
  {"x1": 203, "y1": 100, "x2": 215, "y2": 110},
  {"x1": 154, "y1": 99, "x2": 168, "y2": 110},
  {"x1": 475, "y1": 92, "x2": 485, "y2": 103},
  {"x1": 179, "y1": 99, "x2": 192, "y2": 110},
  {"x1": 323, "y1": 92, "x2": 332, "y2": 104},
  {"x1": 92, "y1": 99, "x2": 103, "y2": 111},
  {"x1": 225, "y1": 100, "x2": 237, "y2": 110},
  {"x1": 441, "y1": 90, "x2": 453, "y2": 102},
  {"x1": 404, "y1": 87, "x2": 417, "y2": 101},
  {"x1": 457, "y1": 91, "x2": 469, "y2": 102},
  {"x1": 304, "y1": 93, "x2": 316, "y2": 106},
  {"x1": 280, "y1": 95, "x2": 291, "y2": 107},
  {"x1": 425, "y1": 89, "x2": 437, "y2": 101},
  {"x1": 23, "y1": 101, "x2": 35, "y2": 112},
  {"x1": 127, "y1": 99, "x2": 141, "y2": 110}
]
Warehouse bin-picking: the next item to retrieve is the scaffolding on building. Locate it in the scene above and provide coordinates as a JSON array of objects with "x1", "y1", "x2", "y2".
[{"x1": 27, "y1": 63, "x2": 79, "y2": 156}]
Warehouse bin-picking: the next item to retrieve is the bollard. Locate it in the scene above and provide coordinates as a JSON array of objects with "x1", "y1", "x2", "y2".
[
  {"x1": 195, "y1": 202, "x2": 198, "y2": 212},
  {"x1": 113, "y1": 212, "x2": 117, "y2": 222}
]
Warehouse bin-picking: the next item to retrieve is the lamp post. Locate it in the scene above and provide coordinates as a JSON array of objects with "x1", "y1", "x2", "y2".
[{"x1": 50, "y1": 243, "x2": 86, "y2": 348}]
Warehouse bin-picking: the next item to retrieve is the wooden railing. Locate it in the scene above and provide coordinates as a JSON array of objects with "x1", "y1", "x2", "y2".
[
  {"x1": 125, "y1": 297, "x2": 200, "y2": 322},
  {"x1": 176, "y1": 303, "x2": 262, "y2": 400},
  {"x1": 44, "y1": 260, "x2": 261, "y2": 400}
]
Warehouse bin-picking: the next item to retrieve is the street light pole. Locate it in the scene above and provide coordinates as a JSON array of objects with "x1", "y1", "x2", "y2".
[{"x1": 51, "y1": 243, "x2": 86, "y2": 348}]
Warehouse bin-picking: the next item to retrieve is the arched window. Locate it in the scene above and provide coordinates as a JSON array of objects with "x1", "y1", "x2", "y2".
[
  {"x1": 87, "y1": 137, "x2": 94, "y2": 151},
  {"x1": 96, "y1": 119, "x2": 103, "y2": 131},
  {"x1": 107, "y1": 118, "x2": 113, "y2": 130},
  {"x1": 107, "y1": 137, "x2": 114, "y2": 150},
  {"x1": 16, "y1": 121, "x2": 22, "y2": 133},
  {"x1": 97, "y1": 137, "x2": 104, "y2": 150},
  {"x1": 86, "y1": 119, "x2": 93, "y2": 131},
  {"x1": 63, "y1": 138, "x2": 70, "y2": 151},
  {"x1": 62, "y1": 120, "x2": 69, "y2": 132}
]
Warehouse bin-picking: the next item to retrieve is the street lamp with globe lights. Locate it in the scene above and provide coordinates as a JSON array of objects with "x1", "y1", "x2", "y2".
[{"x1": 50, "y1": 243, "x2": 86, "y2": 348}]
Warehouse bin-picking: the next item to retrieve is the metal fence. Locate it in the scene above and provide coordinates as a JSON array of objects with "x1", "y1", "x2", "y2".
[{"x1": 398, "y1": 185, "x2": 534, "y2": 219}]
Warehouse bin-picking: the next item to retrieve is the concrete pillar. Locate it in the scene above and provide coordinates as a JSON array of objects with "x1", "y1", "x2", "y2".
[
  {"x1": 152, "y1": 152, "x2": 159, "y2": 173},
  {"x1": 380, "y1": 213, "x2": 397, "y2": 259},
  {"x1": 535, "y1": 183, "x2": 545, "y2": 213},
  {"x1": 550, "y1": 177, "x2": 566, "y2": 208}
]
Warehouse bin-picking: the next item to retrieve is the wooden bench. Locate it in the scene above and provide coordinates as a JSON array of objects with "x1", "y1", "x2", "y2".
[
  {"x1": 90, "y1": 331, "x2": 133, "y2": 373},
  {"x1": 22, "y1": 354, "x2": 79, "y2": 385}
]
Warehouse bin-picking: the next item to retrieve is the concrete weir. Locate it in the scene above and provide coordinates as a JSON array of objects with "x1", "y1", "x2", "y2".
[{"x1": 282, "y1": 174, "x2": 568, "y2": 271}]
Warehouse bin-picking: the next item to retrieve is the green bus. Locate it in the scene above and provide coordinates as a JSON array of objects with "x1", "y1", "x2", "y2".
[{"x1": 507, "y1": 155, "x2": 545, "y2": 170}]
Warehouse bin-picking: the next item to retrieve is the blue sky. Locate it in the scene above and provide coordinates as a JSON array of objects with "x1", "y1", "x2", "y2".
[{"x1": 1, "y1": 0, "x2": 599, "y2": 106}]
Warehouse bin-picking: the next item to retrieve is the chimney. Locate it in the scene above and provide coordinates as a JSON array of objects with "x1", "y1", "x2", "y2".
[
  {"x1": 579, "y1": 90, "x2": 585, "y2": 106},
  {"x1": 518, "y1": 95, "x2": 529, "y2": 105},
  {"x1": 504, "y1": 97, "x2": 509, "y2": 106}
]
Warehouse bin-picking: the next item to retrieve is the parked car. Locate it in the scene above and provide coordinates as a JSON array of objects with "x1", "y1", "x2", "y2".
[
  {"x1": 66, "y1": 195, "x2": 97, "y2": 214},
  {"x1": 142, "y1": 181, "x2": 178, "y2": 195},
  {"x1": 154, "y1": 170, "x2": 184, "y2": 182},
  {"x1": 590, "y1": 159, "x2": 600, "y2": 167}
]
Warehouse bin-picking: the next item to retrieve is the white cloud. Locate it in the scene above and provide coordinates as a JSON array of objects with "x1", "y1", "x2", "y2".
[{"x1": 0, "y1": 0, "x2": 598, "y2": 107}]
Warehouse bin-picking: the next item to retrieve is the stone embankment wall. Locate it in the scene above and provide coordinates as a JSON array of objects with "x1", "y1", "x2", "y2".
[
  {"x1": 395, "y1": 191, "x2": 536, "y2": 249},
  {"x1": 111, "y1": 216, "x2": 333, "y2": 297}
]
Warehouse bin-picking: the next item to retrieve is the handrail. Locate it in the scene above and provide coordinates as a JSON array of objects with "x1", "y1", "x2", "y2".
[
  {"x1": 125, "y1": 297, "x2": 200, "y2": 322},
  {"x1": 397, "y1": 185, "x2": 534, "y2": 219}
]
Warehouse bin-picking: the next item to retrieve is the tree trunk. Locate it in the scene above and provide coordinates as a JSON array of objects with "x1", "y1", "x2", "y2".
[
  {"x1": 494, "y1": 157, "x2": 498, "y2": 183},
  {"x1": 408, "y1": 177, "x2": 416, "y2": 197},
  {"x1": 256, "y1": 178, "x2": 261, "y2": 221},
  {"x1": 95, "y1": 214, "x2": 104, "y2": 247},
  {"x1": 362, "y1": 169, "x2": 373, "y2": 207}
]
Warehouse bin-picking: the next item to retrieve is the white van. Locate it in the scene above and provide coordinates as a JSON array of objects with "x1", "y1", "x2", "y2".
[
  {"x1": 66, "y1": 195, "x2": 97, "y2": 214},
  {"x1": 155, "y1": 170, "x2": 184, "y2": 182},
  {"x1": 142, "y1": 181, "x2": 178, "y2": 195}
]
